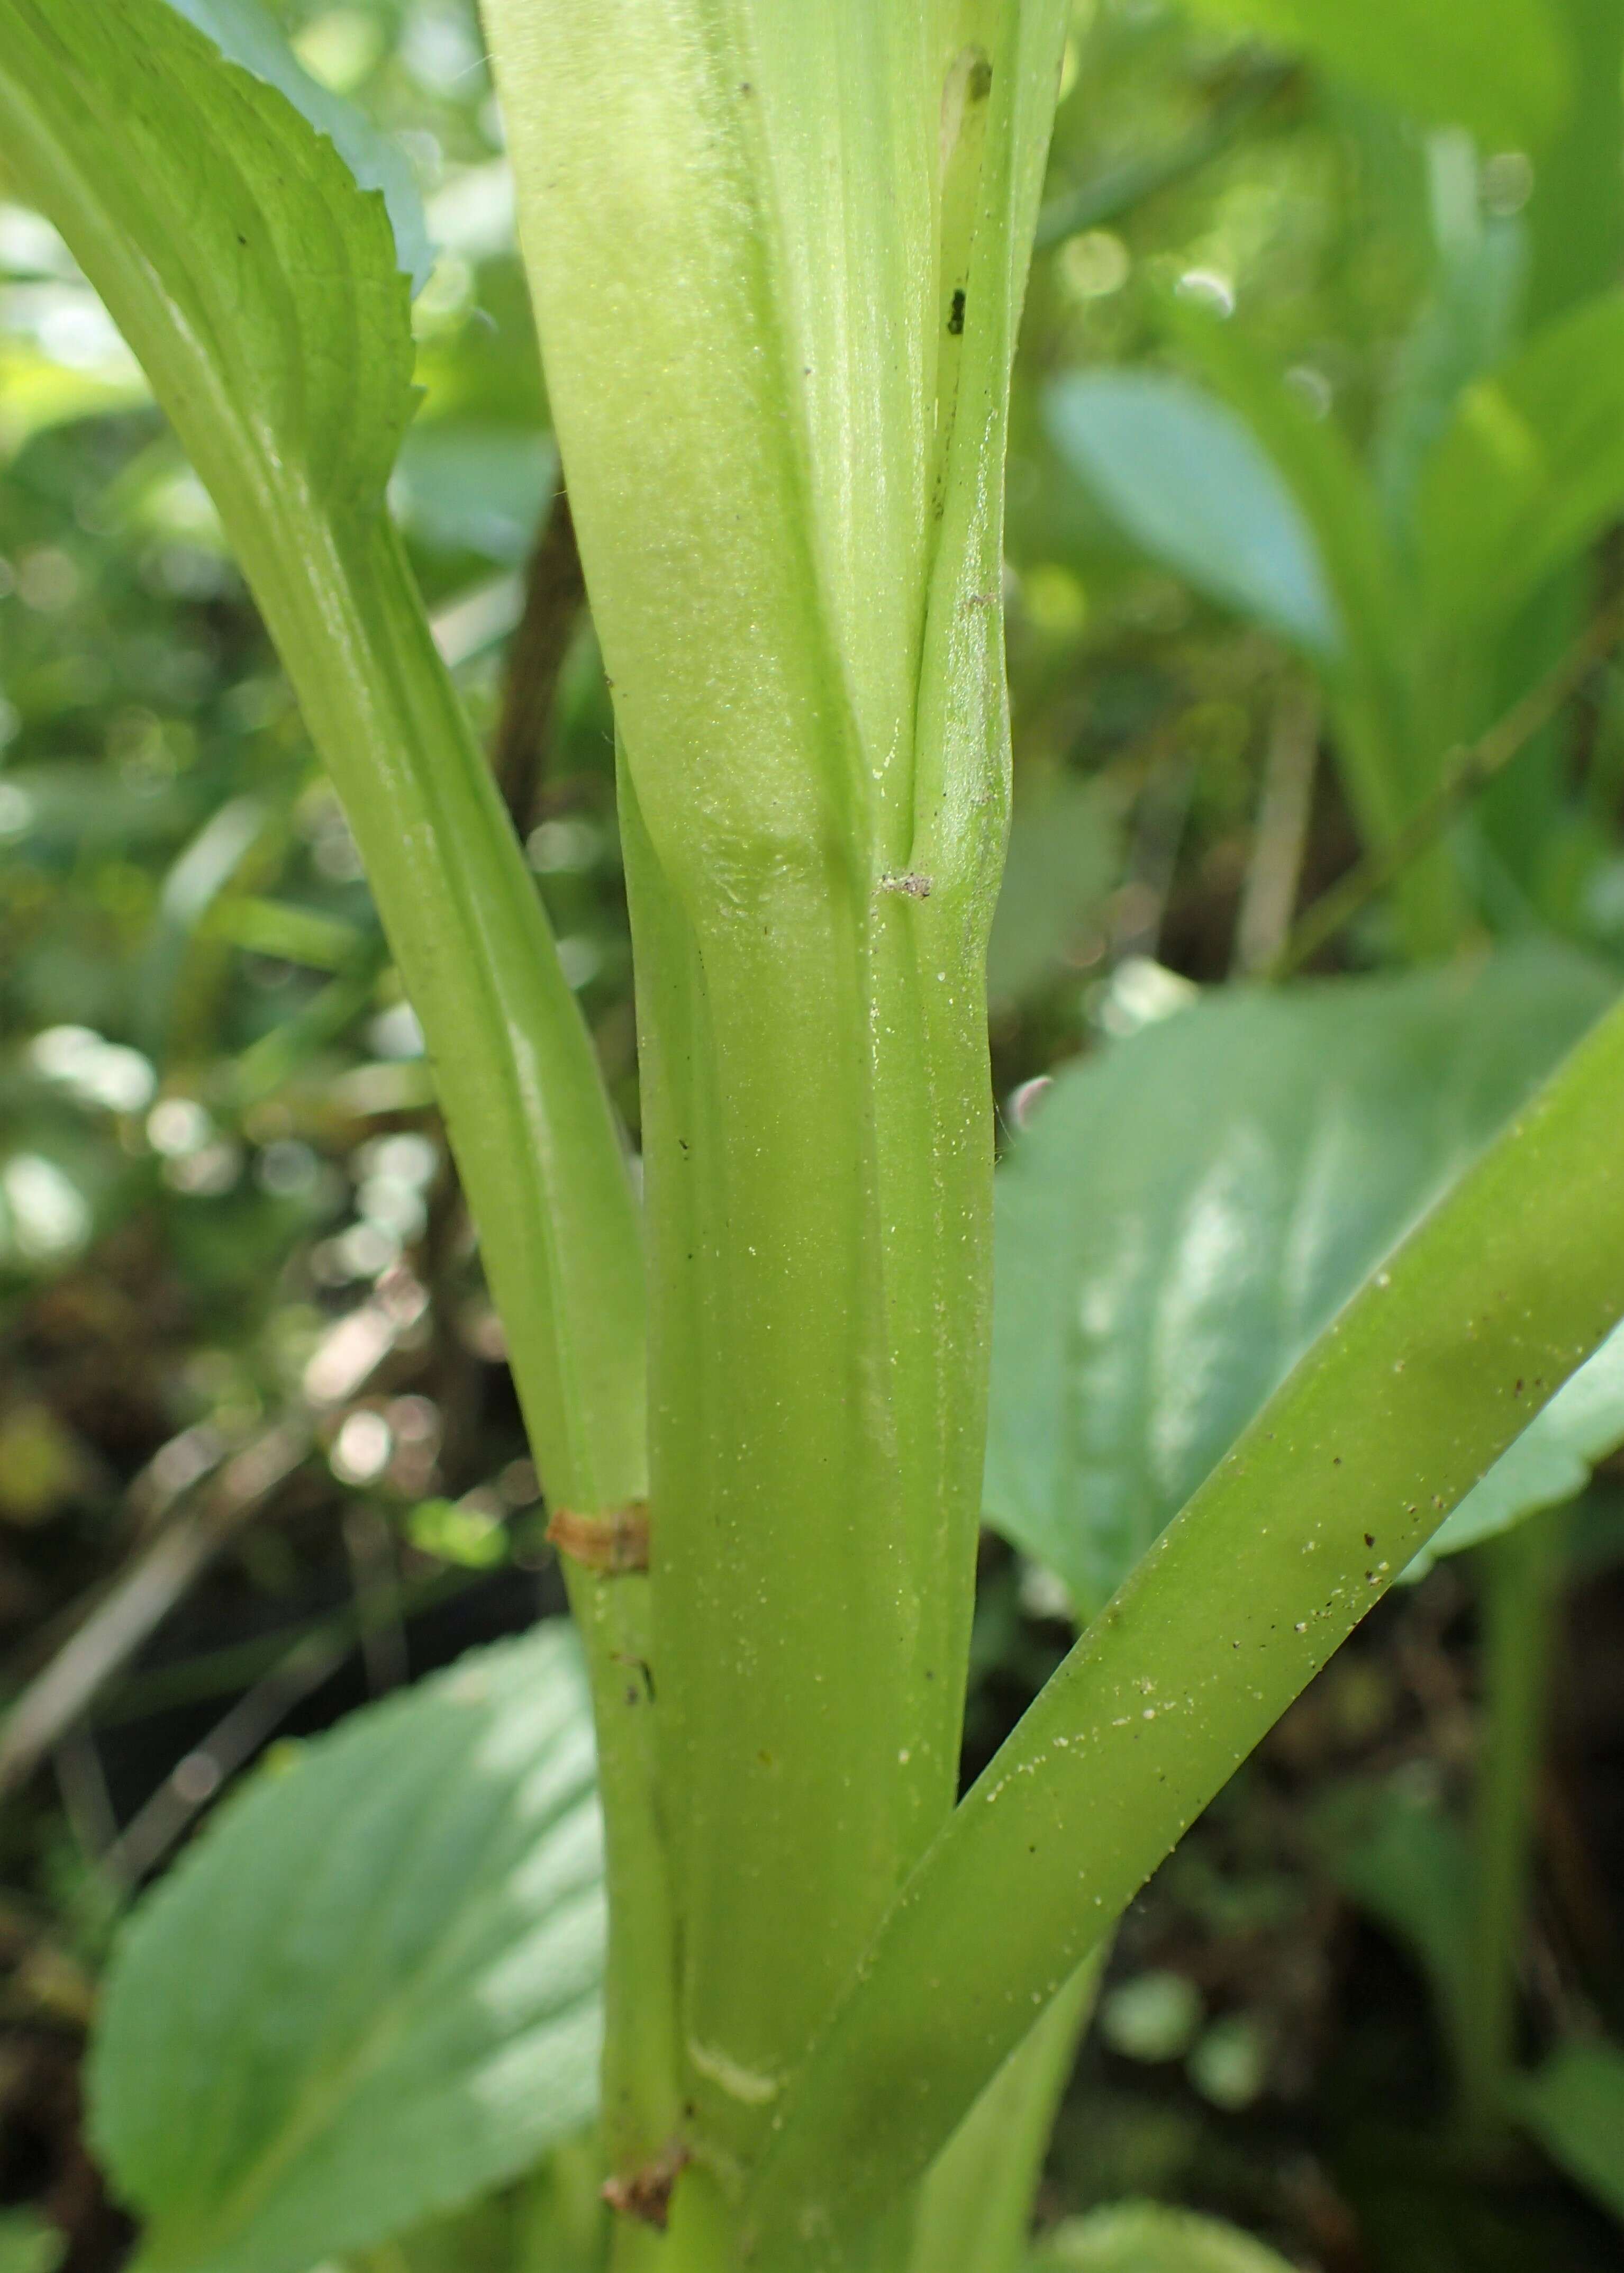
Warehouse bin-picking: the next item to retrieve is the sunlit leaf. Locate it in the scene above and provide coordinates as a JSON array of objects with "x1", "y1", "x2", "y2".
[
  {"x1": 985, "y1": 948, "x2": 1617, "y2": 1616},
  {"x1": 89, "y1": 1627, "x2": 604, "y2": 2273},
  {"x1": 0, "y1": 0, "x2": 415, "y2": 540},
  {"x1": 0, "y1": 0, "x2": 649, "y2": 1509},
  {"x1": 161, "y1": 0, "x2": 430, "y2": 291}
]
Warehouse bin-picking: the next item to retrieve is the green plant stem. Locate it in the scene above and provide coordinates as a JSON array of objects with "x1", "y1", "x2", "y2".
[
  {"x1": 745, "y1": 989, "x2": 1624, "y2": 2266},
  {"x1": 906, "y1": 1950, "x2": 1103, "y2": 2273},
  {"x1": 1459, "y1": 1505, "x2": 1570, "y2": 2143},
  {"x1": 485, "y1": 0, "x2": 1068, "y2": 2193}
]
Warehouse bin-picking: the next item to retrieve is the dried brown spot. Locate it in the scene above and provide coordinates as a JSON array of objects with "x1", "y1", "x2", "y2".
[
  {"x1": 603, "y1": 2142, "x2": 689, "y2": 2231},
  {"x1": 547, "y1": 1502, "x2": 650, "y2": 1573}
]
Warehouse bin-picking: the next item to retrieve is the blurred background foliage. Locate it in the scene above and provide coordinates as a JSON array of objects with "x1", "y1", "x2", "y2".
[{"x1": 2, "y1": 2, "x2": 1624, "y2": 2269}]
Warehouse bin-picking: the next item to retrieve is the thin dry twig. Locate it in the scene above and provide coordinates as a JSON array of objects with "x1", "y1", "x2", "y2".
[
  {"x1": 1233, "y1": 677, "x2": 1320, "y2": 977},
  {"x1": 0, "y1": 1275, "x2": 427, "y2": 1795},
  {"x1": 1268, "y1": 604, "x2": 1624, "y2": 980},
  {"x1": 488, "y1": 486, "x2": 588, "y2": 834}
]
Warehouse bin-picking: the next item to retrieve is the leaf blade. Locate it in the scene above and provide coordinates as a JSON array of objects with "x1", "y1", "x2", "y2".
[
  {"x1": 1029, "y1": 2200, "x2": 1298, "y2": 2272},
  {"x1": 985, "y1": 948, "x2": 1618, "y2": 1616},
  {"x1": 1512, "y1": 2040, "x2": 1624, "y2": 2222},
  {"x1": 1045, "y1": 371, "x2": 1342, "y2": 658},
  {"x1": 1417, "y1": 289, "x2": 1624, "y2": 634},
  {"x1": 89, "y1": 1630, "x2": 605, "y2": 2273},
  {"x1": 1178, "y1": 0, "x2": 1569, "y2": 150}
]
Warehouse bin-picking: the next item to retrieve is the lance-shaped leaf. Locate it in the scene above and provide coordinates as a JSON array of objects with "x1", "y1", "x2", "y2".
[
  {"x1": 89, "y1": 1629, "x2": 604, "y2": 2273},
  {"x1": 161, "y1": 0, "x2": 431, "y2": 291}
]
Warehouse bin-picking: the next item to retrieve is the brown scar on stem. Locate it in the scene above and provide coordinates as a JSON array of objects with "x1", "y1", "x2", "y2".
[
  {"x1": 547, "y1": 1501, "x2": 650, "y2": 1573},
  {"x1": 603, "y1": 2141, "x2": 690, "y2": 2230},
  {"x1": 879, "y1": 870, "x2": 932, "y2": 899}
]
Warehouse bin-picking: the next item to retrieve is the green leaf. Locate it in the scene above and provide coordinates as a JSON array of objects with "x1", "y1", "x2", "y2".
[
  {"x1": 1177, "y1": 0, "x2": 1569, "y2": 151},
  {"x1": 1512, "y1": 2040, "x2": 1624, "y2": 2222},
  {"x1": 160, "y1": 0, "x2": 431, "y2": 291},
  {"x1": 0, "y1": 2213, "x2": 66, "y2": 2273},
  {"x1": 1417, "y1": 291, "x2": 1624, "y2": 633},
  {"x1": 1372, "y1": 134, "x2": 1528, "y2": 532},
  {"x1": 1408, "y1": 1317, "x2": 1624, "y2": 1574},
  {"x1": 0, "y1": 0, "x2": 415, "y2": 532},
  {"x1": 984, "y1": 948, "x2": 1616, "y2": 1617},
  {"x1": 391, "y1": 427, "x2": 561, "y2": 565},
  {"x1": 909, "y1": 1959, "x2": 1100, "y2": 2273},
  {"x1": 1163, "y1": 304, "x2": 1417, "y2": 846},
  {"x1": 1045, "y1": 372, "x2": 1341, "y2": 658},
  {"x1": 89, "y1": 1628, "x2": 605, "y2": 2273},
  {"x1": 1028, "y1": 2200, "x2": 1296, "y2": 2272}
]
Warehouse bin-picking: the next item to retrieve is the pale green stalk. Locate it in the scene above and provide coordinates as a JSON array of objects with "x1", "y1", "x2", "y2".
[
  {"x1": 484, "y1": 0, "x2": 1068, "y2": 2194},
  {"x1": 1460, "y1": 1507, "x2": 1569, "y2": 2142},
  {"x1": 747, "y1": 990, "x2": 1624, "y2": 2263}
]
